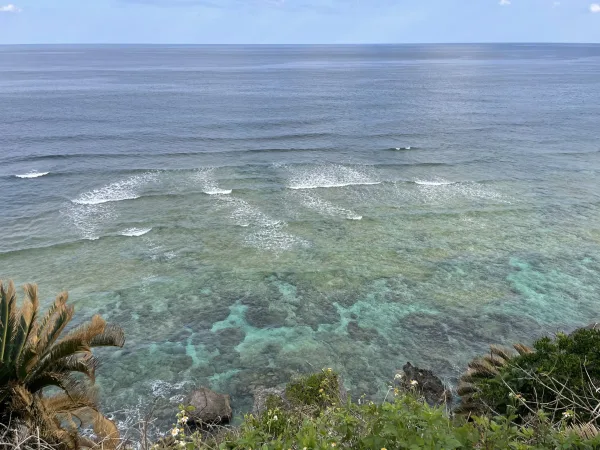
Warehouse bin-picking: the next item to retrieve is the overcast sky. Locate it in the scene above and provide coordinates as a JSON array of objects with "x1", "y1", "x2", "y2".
[{"x1": 1, "y1": 0, "x2": 600, "y2": 44}]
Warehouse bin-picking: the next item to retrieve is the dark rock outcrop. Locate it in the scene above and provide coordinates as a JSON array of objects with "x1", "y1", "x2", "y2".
[
  {"x1": 396, "y1": 362, "x2": 452, "y2": 406},
  {"x1": 185, "y1": 387, "x2": 232, "y2": 428}
]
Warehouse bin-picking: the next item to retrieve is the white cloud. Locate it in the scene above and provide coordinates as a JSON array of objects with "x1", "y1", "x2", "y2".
[
  {"x1": 499, "y1": 0, "x2": 511, "y2": 5},
  {"x1": 591, "y1": 3, "x2": 600, "y2": 13},
  {"x1": 552, "y1": 1, "x2": 560, "y2": 7},
  {"x1": 0, "y1": 3, "x2": 21, "y2": 12}
]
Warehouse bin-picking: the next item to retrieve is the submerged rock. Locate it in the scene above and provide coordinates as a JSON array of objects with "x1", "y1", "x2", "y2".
[
  {"x1": 185, "y1": 387, "x2": 233, "y2": 427},
  {"x1": 397, "y1": 362, "x2": 452, "y2": 406}
]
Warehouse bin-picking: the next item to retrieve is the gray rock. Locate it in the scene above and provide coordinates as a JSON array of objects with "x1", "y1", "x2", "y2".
[
  {"x1": 185, "y1": 387, "x2": 232, "y2": 427},
  {"x1": 397, "y1": 362, "x2": 452, "y2": 406}
]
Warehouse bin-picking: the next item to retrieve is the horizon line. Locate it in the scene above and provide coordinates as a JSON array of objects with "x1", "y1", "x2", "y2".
[{"x1": 2, "y1": 42, "x2": 600, "y2": 46}]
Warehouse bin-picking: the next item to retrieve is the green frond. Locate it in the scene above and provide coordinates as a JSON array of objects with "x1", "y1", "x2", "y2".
[
  {"x1": 8, "y1": 304, "x2": 36, "y2": 374},
  {"x1": 0, "y1": 280, "x2": 17, "y2": 362},
  {"x1": 28, "y1": 339, "x2": 91, "y2": 385}
]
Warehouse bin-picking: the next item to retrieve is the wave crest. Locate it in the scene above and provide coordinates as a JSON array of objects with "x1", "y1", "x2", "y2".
[
  {"x1": 121, "y1": 228, "x2": 152, "y2": 237},
  {"x1": 72, "y1": 173, "x2": 157, "y2": 205},
  {"x1": 287, "y1": 164, "x2": 380, "y2": 190},
  {"x1": 15, "y1": 171, "x2": 49, "y2": 179}
]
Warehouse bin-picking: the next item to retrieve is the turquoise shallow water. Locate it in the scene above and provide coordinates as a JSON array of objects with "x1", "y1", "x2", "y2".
[{"x1": 1, "y1": 44, "x2": 600, "y2": 426}]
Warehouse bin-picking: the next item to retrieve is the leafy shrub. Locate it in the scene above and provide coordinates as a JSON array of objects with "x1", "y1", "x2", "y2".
[
  {"x1": 459, "y1": 328, "x2": 600, "y2": 424},
  {"x1": 285, "y1": 368, "x2": 344, "y2": 410},
  {"x1": 171, "y1": 370, "x2": 600, "y2": 449}
]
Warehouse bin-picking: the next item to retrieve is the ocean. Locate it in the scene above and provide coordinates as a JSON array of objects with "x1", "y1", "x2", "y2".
[{"x1": 1, "y1": 44, "x2": 600, "y2": 424}]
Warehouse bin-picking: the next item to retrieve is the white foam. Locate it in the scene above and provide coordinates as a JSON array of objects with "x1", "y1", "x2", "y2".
[
  {"x1": 204, "y1": 188, "x2": 233, "y2": 195},
  {"x1": 245, "y1": 228, "x2": 311, "y2": 253},
  {"x1": 297, "y1": 192, "x2": 362, "y2": 220},
  {"x1": 287, "y1": 164, "x2": 380, "y2": 190},
  {"x1": 61, "y1": 202, "x2": 117, "y2": 241},
  {"x1": 121, "y1": 227, "x2": 152, "y2": 237},
  {"x1": 407, "y1": 180, "x2": 511, "y2": 205},
  {"x1": 394, "y1": 146, "x2": 411, "y2": 150},
  {"x1": 219, "y1": 196, "x2": 282, "y2": 228},
  {"x1": 72, "y1": 173, "x2": 157, "y2": 205},
  {"x1": 15, "y1": 171, "x2": 49, "y2": 179},
  {"x1": 194, "y1": 168, "x2": 232, "y2": 195},
  {"x1": 415, "y1": 179, "x2": 455, "y2": 186},
  {"x1": 216, "y1": 195, "x2": 309, "y2": 252}
]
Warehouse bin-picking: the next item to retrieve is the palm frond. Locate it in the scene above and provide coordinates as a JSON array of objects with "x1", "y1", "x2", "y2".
[
  {"x1": 467, "y1": 358, "x2": 499, "y2": 378},
  {"x1": 0, "y1": 282, "x2": 122, "y2": 449},
  {"x1": 91, "y1": 409, "x2": 120, "y2": 450},
  {"x1": 27, "y1": 340, "x2": 91, "y2": 386},
  {"x1": 36, "y1": 302, "x2": 75, "y2": 356},
  {"x1": 513, "y1": 343, "x2": 534, "y2": 356},
  {"x1": 482, "y1": 354, "x2": 509, "y2": 369},
  {"x1": 456, "y1": 382, "x2": 478, "y2": 397},
  {"x1": 7, "y1": 301, "x2": 35, "y2": 374},
  {"x1": 489, "y1": 344, "x2": 513, "y2": 362},
  {"x1": 89, "y1": 323, "x2": 125, "y2": 348},
  {"x1": 35, "y1": 292, "x2": 70, "y2": 352},
  {"x1": 568, "y1": 423, "x2": 600, "y2": 440},
  {"x1": 44, "y1": 354, "x2": 99, "y2": 383},
  {"x1": 0, "y1": 280, "x2": 17, "y2": 362},
  {"x1": 25, "y1": 372, "x2": 84, "y2": 395}
]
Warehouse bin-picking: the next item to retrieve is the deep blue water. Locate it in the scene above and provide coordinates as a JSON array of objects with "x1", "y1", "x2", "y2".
[{"x1": 1, "y1": 44, "x2": 600, "y2": 426}]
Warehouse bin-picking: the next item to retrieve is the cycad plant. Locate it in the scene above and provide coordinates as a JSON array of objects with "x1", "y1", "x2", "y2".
[
  {"x1": 455, "y1": 343, "x2": 533, "y2": 417},
  {"x1": 0, "y1": 280, "x2": 125, "y2": 449}
]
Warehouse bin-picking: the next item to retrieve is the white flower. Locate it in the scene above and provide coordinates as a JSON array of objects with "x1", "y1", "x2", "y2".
[
  {"x1": 410, "y1": 380, "x2": 419, "y2": 386},
  {"x1": 178, "y1": 416, "x2": 188, "y2": 424},
  {"x1": 273, "y1": 415, "x2": 278, "y2": 421},
  {"x1": 394, "y1": 373, "x2": 403, "y2": 380},
  {"x1": 170, "y1": 428, "x2": 179, "y2": 437},
  {"x1": 179, "y1": 442, "x2": 186, "y2": 448},
  {"x1": 562, "y1": 411, "x2": 574, "y2": 419}
]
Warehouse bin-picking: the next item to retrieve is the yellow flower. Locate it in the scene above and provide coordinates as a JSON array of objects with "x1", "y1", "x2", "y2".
[
  {"x1": 331, "y1": 443, "x2": 337, "y2": 447},
  {"x1": 319, "y1": 388, "x2": 324, "y2": 393},
  {"x1": 382, "y1": 448, "x2": 388, "y2": 450},
  {"x1": 327, "y1": 368, "x2": 333, "y2": 372}
]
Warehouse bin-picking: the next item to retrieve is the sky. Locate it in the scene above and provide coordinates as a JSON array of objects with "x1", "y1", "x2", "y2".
[{"x1": 0, "y1": 0, "x2": 599, "y2": 44}]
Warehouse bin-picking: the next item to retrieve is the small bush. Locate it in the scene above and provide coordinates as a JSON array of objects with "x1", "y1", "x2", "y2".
[
  {"x1": 466, "y1": 328, "x2": 600, "y2": 423},
  {"x1": 166, "y1": 370, "x2": 600, "y2": 449},
  {"x1": 285, "y1": 368, "x2": 343, "y2": 410}
]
